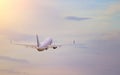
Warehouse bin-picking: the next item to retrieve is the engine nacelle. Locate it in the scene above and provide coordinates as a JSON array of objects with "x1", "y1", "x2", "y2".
[
  {"x1": 53, "y1": 47, "x2": 57, "y2": 49},
  {"x1": 37, "y1": 48, "x2": 44, "y2": 51},
  {"x1": 45, "y1": 48, "x2": 48, "y2": 50}
]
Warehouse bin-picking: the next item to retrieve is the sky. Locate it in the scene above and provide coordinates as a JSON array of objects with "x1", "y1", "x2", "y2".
[{"x1": 0, "y1": 0, "x2": 120, "y2": 75}]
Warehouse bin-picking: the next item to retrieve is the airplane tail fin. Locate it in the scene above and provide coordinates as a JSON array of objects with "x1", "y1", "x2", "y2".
[{"x1": 36, "y1": 34, "x2": 40, "y2": 47}]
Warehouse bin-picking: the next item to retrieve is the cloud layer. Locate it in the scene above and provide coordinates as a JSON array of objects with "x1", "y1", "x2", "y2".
[
  {"x1": 0, "y1": 56, "x2": 29, "y2": 64},
  {"x1": 65, "y1": 16, "x2": 91, "y2": 21}
]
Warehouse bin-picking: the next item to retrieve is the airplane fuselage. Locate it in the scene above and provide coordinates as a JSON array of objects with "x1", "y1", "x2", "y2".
[{"x1": 37, "y1": 37, "x2": 53, "y2": 51}]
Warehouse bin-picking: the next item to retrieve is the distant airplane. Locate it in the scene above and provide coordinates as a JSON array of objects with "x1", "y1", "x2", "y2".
[{"x1": 14, "y1": 35, "x2": 62, "y2": 52}]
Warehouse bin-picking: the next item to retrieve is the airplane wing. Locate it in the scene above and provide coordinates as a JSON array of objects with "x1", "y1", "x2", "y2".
[
  {"x1": 14, "y1": 43, "x2": 37, "y2": 48},
  {"x1": 52, "y1": 40, "x2": 87, "y2": 48}
]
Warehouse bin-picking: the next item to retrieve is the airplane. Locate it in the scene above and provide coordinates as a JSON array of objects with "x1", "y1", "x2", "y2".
[{"x1": 13, "y1": 35, "x2": 62, "y2": 52}]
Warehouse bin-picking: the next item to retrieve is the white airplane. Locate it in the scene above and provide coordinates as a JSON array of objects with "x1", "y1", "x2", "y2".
[{"x1": 14, "y1": 35, "x2": 61, "y2": 52}]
